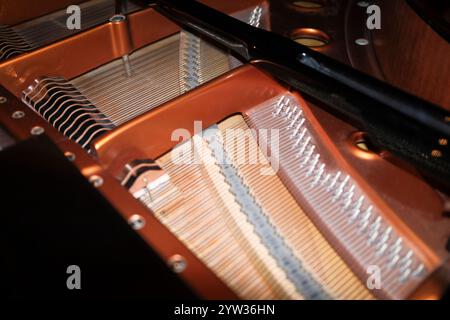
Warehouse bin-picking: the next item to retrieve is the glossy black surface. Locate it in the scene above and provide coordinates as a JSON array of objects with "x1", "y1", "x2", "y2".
[
  {"x1": 408, "y1": 0, "x2": 450, "y2": 42},
  {"x1": 0, "y1": 135, "x2": 197, "y2": 299}
]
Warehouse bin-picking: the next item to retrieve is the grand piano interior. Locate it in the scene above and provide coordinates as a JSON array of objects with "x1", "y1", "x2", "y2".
[{"x1": 0, "y1": 0, "x2": 449, "y2": 300}]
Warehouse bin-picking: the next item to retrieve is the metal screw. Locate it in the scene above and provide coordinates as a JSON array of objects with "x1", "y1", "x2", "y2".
[
  {"x1": 439, "y1": 138, "x2": 448, "y2": 146},
  {"x1": 12, "y1": 110, "x2": 25, "y2": 119},
  {"x1": 128, "y1": 214, "x2": 146, "y2": 230},
  {"x1": 89, "y1": 175, "x2": 104, "y2": 188},
  {"x1": 168, "y1": 254, "x2": 187, "y2": 273},
  {"x1": 64, "y1": 151, "x2": 76, "y2": 161},
  {"x1": 0, "y1": 96, "x2": 7, "y2": 104},
  {"x1": 30, "y1": 126, "x2": 44, "y2": 135},
  {"x1": 109, "y1": 14, "x2": 126, "y2": 23},
  {"x1": 355, "y1": 38, "x2": 369, "y2": 46},
  {"x1": 357, "y1": 1, "x2": 370, "y2": 7}
]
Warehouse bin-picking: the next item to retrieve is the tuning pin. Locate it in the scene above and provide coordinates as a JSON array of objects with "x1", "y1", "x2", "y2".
[
  {"x1": 311, "y1": 163, "x2": 325, "y2": 187},
  {"x1": 348, "y1": 197, "x2": 365, "y2": 223},
  {"x1": 327, "y1": 171, "x2": 342, "y2": 192}
]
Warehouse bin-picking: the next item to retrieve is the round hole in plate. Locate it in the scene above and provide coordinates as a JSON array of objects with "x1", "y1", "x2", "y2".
[
  {"x1": 352, "y1": 132, "x2": 380, "y2": 154},
  {"x1": 355, "y1": 140, "x2": 370, "y2": 152},
  {"x1": 291, "y1": 28, "x2": 330, "y2": 47},
  {"x1": 292, "y1": 1, "x2": 324, "y2": 9}
]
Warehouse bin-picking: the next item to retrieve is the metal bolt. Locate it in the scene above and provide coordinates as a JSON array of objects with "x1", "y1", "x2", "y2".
[
  {"x1": 12, "y1": 110, "x2": 25, "y2": 119},
  {"x1": 0, "y1": 96, "x2": 7, "y2": 103},
  {"x1": 89, "y1": 175, "x2": 104, "y2": 188},
  {"x1": 355, "y1": 38, "x2": 369, "y2": 46},
  {"x1": 109, "y1": 14, "x2": 126, "y2": 23},
  {"x1": 64, "y1": 151, "x2": 76, "y2": 161},
  {"x1": 128, "y1": 214, "x2": 146, "y2": 230},
  {"x1": 30, "y1": 126, "x2": 44, "y2": 135},
  {"x1": 168, "y1": 254, "x2": 187, "y2": 273}
]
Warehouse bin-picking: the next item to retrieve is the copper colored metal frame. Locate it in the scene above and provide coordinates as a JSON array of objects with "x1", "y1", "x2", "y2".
[
  {"x1": 0, "y1": 78, "x2": 239, "y2": 300},
  {"x1": 0, "y1": 0, "x2": 269, "y2": 300},
  {"x1": 0, "y1": 0, "x2": 267, "y2": 96},
  {"x1": 0, "y1": 0, "x2": 448, "y2": 299},
  {"x1": 92, "y1": 64, "x2": 450, "y2": 299}
]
